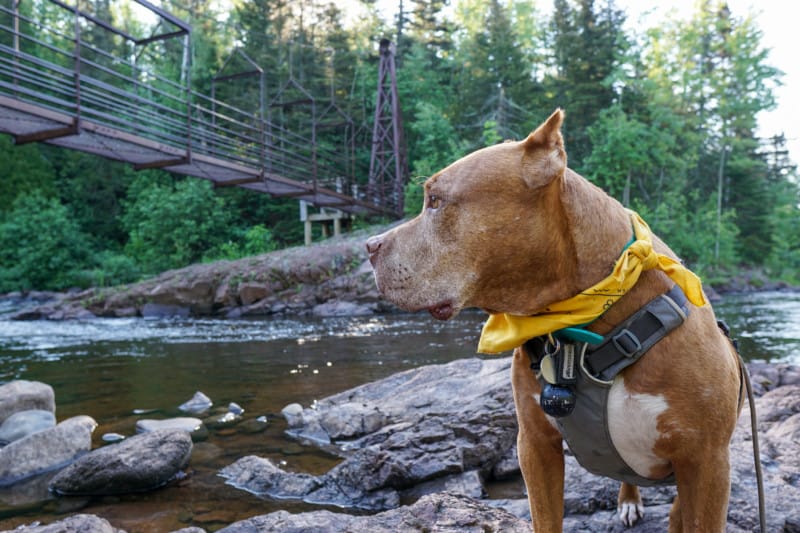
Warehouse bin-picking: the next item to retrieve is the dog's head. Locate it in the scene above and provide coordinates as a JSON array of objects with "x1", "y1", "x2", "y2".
[{"x1": 366, "y1": 109, "x2": 577, "y2": 320}]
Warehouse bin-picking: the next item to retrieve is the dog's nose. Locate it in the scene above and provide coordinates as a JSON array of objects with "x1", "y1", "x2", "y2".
[{"x1": 365, "y1": 236, "x2": 383, "y2": 264}]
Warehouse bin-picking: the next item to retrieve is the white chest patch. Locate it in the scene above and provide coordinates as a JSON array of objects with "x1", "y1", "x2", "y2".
[{"x1": 606, "y1": 379, "x2": 671, "y2": 478}]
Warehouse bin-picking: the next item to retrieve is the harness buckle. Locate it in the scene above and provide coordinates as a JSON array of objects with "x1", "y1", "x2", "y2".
[{"x1": 612, "y1": 329, "x2": 642, "y2": 358}]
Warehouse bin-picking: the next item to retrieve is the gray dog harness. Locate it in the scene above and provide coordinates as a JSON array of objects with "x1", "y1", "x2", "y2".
[{"x1": 524, "y1": 284, "x2": 691, "y2": 486}]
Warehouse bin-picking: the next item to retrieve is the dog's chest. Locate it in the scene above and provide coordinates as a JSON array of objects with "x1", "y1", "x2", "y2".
[
  {"x1": 551, "y1": 373, "x2": 673, "y2": 486},
  {"x1": 605, "y1": 379, "x2": 671, "y2": 477}
]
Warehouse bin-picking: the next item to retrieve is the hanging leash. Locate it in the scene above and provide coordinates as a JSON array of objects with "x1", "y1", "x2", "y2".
[{"x1": 739, "y1": 355, "x2": 767, "y2": 533}]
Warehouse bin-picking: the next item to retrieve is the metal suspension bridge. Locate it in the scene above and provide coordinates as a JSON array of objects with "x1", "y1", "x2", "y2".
[{"x1": 0, "y1": 0, "x2": 408, "y2": 219}]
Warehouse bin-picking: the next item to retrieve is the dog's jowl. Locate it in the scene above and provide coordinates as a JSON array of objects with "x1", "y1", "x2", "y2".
[{"x1": 367, "y1": 109, "x2": 742, "y2": 532}]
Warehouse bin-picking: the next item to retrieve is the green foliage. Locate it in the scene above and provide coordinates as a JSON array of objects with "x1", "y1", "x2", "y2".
[
  {"x1": 84, "y1": 251, "x2": 141, "y2": 288},
  {"x1": 481, "y1": 120, "x2": 503, "y2": 146},
  {"x1": 635, "y1": 192, "x2": 739, "y2": 281},
  {"x1": 211, "y1": 224, "x2": 279, "y2": 261},
  {"x1": 765, "y1": 177, "x2": 800, "y2": 283},
  {"x1": 0, "y1": 192, "x2": 92, "y2": 291},
  {"x1": 585, "y1": 104, "x2": 690, "y2": 206},
  {"x1": 121, "y1": 177, "x2": 234, "y2": 275},
  {"x1": 404, "y1": 178, "x2": 426, "y2": 218},
  {"x1": 0, "y1": 137, "x2": 56, "y2": 210},
  {"x1": 547, "y1": 0, "x2": 626, "y2": 168}
]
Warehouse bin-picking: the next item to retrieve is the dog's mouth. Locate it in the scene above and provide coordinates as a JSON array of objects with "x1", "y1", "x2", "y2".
[{"x1": 428, "y1": 302, "x2": 454, "y2": 321}]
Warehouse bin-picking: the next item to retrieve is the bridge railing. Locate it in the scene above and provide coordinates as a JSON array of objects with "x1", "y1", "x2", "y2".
[{"x1": 0, "y1": 0, "x2": 388, "y2": 215}]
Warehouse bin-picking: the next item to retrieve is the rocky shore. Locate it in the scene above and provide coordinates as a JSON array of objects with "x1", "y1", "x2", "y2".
[
  {"x1": 2, "y1": 225, "x2": 796, "y2": 322},
  {"x1": 3, "y1": 359, "x2": 799, "y2": 532},
  {"x1": 1, "y1": 228, "x2": 393, "y2": 322}
]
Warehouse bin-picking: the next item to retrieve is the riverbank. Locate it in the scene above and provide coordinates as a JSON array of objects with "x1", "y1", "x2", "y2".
[
  {"x1": 5, "y1": 359, "x2": 799, "y2": 532},
  {"x1": 1, "y1": 226, "x2": 797, "y2": 322}
]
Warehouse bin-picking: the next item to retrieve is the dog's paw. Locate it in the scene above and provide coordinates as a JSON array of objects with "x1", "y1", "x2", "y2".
[{"x1": 618, "y1": 501, "x2": 645, "y2": 527}]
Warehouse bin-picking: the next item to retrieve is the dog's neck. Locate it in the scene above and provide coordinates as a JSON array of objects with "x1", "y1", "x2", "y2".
[
  {"x1": 509, "y1": 168, "x2": 652, "y2": 311},
  {"x1": 556, "y1": 168, "x2": 677, "y2": 332},
  {"x1": 560, "y1": 168, "x2": 635, "y2": 290}
]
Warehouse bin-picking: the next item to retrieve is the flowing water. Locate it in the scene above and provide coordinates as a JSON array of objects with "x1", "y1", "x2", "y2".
[{"x1": 0, "y1": 291, "x2": 797, "y2": 532}]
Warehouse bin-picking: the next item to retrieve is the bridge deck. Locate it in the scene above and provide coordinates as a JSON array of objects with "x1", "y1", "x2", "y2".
[{"x1": 0, "y1": 1, "x2": 395, "y2": 217}]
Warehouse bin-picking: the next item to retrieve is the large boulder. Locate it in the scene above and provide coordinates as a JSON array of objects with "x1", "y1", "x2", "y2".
[
  {"x1": 221, "y1": 357, "x2": 516, "y2": 511},
  {"x1": 0, "y1": 415, "x2": 96, "y2": 486},
  {"x1": 217, "y1": 492, "x2": 530, "y2": 533},
  {"x1": 49, "y1": 429, "x2": 192, "y2": 496},
  {"x1": 0, "y1": 380, "x2": 55, "y2": 424}
]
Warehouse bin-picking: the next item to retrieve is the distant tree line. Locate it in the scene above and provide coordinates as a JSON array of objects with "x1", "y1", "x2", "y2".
[{"x1": 0, "y1": 0, "x2": 797, "y2": 292}]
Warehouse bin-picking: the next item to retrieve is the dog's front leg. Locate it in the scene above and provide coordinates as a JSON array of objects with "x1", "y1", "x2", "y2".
[
  {"x1": 512, "y1": 347, "x2": 565, "y2": 533},
  {"x1": 618, "y1": 482, "x2": 645, "y2": 526}
]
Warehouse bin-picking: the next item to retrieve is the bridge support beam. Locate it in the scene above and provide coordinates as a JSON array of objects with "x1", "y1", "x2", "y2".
[
  {"x1": 300, "y1": 200, "x2": 350, "y2": 246},
  {"x1": 368, "y1": 39, "x2": 408, "y2": 218}
]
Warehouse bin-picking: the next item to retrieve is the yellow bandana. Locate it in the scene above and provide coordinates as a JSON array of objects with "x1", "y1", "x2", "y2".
[{"x1": 477, "y1": 210, "x2": 707, "y2": 354}]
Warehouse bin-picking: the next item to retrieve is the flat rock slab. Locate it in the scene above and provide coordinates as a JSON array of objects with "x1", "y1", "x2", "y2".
[
  {"x1": 0, "y1": 380, "x2": 55, "y2": 424},
  {"x1": 50, "y1": 429, "x2": 192, "y2": 496},
  {"x1": 0, "y1": 415, "x2": 96, "y2": 486},
  {"x1": 217, "y1": 492, "x2": 530, "y2": 533}
]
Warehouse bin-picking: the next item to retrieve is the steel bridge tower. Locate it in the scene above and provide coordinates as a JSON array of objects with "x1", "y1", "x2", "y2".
[{"x1": 368, "y1": 39, "x2": 409, "y2": 218}]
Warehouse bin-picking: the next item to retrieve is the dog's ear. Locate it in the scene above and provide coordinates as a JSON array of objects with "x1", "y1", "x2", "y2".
[{"x1": 521, "y1": 108, "x2": 567, "y2": 188}]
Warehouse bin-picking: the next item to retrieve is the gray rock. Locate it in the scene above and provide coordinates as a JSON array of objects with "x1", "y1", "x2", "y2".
[
  {"x1": 487, "y1": 498, "x2": 531, "y2": 521},
  {"x1": 311, "y1": 301, "x2": 374, "y2": 317},
  {"x1": 238, "y1": 417, "x2": 268, "y2": 434},
  {"x1": 102, "y1": 432, "x2": 126, "y2": 443},
  {"x1": 136, "y1": 417, "x2": 204, "y2": 435},
  {"x1": 49, "y1": 429, "x2": 192, "y2": 496},
  {"x1": 179, "y1": 391, "x2": 213, "y2": 414},
  {"x1": 224, "y1": 357, "x2": 515, "y2": 510},
  {"x1": 0, "y1": 470, "x2": 54, "y2": 507},
  {"x1": 0, "y1": 415, "x2": 96, "y2": 486},
  {"x1": 113, "y1": 306, "x2": 138, "y2": 317},
  {"x1": 237, "y1": 282, "x2": 271, "y2": 306},
  {"x1": 141, "y1": 302, "x2": 190, "y2": 318},
  {"x1": 491, "y1": 444, "x2": 520, "y2": 479},
  {"x1": 0, "y1": 380, "x2": 55, "y2": 425},
  {"x1": 10, "y1": 513, "x2": 124, "y2": 532},
  {"x1": 280, "y1": 403, "x2": 304, "y2": 427},
  {"x1": 217, "y1": 492, "x2": 530, "y2": 533},
  {"x1": 401, "y1": 470, "x2": 486, "y2": 501},
  {"x1": 228, "y1": 402, "x2": 244, "y2": 415},
  {"x1": 221, "y1": 455, "x2": 321, "y2": 499},
  {"x1": 203, "y1": 411, "x2": 241, "y2": 429},
  {"x1": 0, "y1": 409, "x2": 56, "y2": 445},
  {"x1": 317, "y1": 401, "x2": 387, "y2": 439}
]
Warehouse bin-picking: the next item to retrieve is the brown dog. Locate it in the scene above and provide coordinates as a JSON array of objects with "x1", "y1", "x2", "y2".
[{"x1": 366, "y1": 109, "x2": 742, "y2": 531}]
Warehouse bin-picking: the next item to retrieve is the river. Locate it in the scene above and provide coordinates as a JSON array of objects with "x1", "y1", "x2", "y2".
[{"x1": 0, "y1": 291, "x2": 797, "y2": 531}]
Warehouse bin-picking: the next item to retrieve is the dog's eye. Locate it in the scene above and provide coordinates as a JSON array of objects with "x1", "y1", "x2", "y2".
[{"x1": 428, "y1": 195, "x2": 442, "y2": 210}]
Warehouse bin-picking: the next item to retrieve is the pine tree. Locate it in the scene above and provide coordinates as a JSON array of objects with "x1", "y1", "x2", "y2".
[{"x1": 545, "y1": 0, "x2": 626, "y2": 168}]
